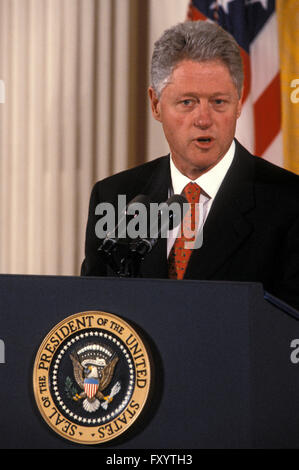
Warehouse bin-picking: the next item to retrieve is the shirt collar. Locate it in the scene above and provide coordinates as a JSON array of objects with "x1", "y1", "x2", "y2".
[{"x1": 170, "y1": 140, "x2": 235, "y2": 199}]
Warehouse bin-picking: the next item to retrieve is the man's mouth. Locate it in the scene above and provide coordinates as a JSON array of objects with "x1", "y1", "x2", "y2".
[
  {"x1": 196, "y1": 137, "x2": 213, "y2": 143},
  {"x1": 194, "y1": 137, "x2": 214, "y2": 147}
]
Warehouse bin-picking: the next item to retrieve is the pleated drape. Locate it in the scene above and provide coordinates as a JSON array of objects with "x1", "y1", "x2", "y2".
[{"x1": 0, "y1": 0, "x2": 156, "y2": 275}]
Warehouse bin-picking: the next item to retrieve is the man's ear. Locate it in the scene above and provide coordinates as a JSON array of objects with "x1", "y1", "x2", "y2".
[{"x1": 148, "y1": 86, "x2": 162, "y2": 122}]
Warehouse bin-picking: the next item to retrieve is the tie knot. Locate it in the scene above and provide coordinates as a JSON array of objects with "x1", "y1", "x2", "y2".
[{"x1": 183, "y1": 182, "x2": 201, "y2": 203}]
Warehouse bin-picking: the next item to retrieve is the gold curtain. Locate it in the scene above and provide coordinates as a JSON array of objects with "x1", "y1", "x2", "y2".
[{"x1": 277, "y1": 0, "x2": 299, "y2": 174}]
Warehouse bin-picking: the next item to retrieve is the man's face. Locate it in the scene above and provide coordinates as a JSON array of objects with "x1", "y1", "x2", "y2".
[{"x1": 149, "y1": 59, "x2": 242, "y2": 179}]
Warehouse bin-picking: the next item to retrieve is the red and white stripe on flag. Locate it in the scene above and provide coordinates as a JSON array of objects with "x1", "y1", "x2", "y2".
[
  {"x1": 84, "y1": 379, "x2": 99, "y2": 399},
  {"x1": 187, "y1": 0, "x2": 283, "y2": 167}
]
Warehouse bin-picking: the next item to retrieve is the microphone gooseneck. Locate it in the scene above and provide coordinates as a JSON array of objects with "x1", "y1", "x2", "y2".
[{"x1": 98, "y1": 193, "x2": 188, "y2": 277}]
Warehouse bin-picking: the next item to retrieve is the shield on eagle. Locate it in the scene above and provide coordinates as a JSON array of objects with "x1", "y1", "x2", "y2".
[{"x1": 84, "y1": 378, "x2": 99, "y2": 399}]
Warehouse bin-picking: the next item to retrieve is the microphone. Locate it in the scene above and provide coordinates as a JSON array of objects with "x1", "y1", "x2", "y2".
[
  {"x1": 99, "y1": 194, "x2": 151, "y2": 254},
  {"x1": 98, "y1": 193, "x2": 188, "y2": 277},
  {"x1": 130, "y1": 194, "x2": 188, "y2": 257}
]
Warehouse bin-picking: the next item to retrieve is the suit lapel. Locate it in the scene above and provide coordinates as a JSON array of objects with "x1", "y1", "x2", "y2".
[{"x1": 184, "y1": 141, "x2": 256, "y2": 280}]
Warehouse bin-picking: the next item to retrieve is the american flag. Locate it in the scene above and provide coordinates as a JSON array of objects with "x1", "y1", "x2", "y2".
[{"x1": 187, "y1": 0, "x2": 282, "y2": 167}]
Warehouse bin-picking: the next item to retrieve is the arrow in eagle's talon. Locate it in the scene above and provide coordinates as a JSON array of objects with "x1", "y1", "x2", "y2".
[{"x1": 104, "y1": 395, "x2": 113, "y2": 403}]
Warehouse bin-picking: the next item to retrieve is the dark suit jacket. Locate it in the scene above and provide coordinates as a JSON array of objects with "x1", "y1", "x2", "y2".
[{"x1": 81, "y1": 140, "x2": 299, "y2": 310}]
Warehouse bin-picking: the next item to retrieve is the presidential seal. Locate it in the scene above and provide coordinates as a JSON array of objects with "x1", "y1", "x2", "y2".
[{"x1": 33, "y1": 311, "x2": 151, "y2": 445}]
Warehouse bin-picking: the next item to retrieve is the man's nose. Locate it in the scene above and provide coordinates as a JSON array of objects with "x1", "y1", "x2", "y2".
[{"x1": 193, "y1": 103, "x2": 212, "y2": 129}]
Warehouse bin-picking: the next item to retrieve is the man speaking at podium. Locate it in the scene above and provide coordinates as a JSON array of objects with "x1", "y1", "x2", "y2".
[{"x1": 81, "y1": 21, "x2": 299, "y2": 311}]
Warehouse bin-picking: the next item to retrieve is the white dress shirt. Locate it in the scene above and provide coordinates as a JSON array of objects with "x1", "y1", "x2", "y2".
[{"x1": 167, "y1": 140, "x2": 236, "y2": 256}]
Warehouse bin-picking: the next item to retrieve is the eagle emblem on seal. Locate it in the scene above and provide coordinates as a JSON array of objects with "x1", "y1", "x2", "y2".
[{"x1": 69, "y1": 343, "x2": 121, "y2": 413}]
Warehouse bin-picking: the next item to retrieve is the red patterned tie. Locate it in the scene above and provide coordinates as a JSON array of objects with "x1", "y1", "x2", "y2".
[{"x1": 168, "y1": 182, "x2": 201, "y2": 280}]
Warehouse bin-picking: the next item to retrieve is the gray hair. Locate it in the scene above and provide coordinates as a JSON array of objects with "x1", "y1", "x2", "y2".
[{"x1": 150, "y1": 21, "x2": 244, "y2": 98}]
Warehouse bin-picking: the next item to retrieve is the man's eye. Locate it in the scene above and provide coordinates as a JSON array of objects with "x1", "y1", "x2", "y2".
[
  {"x1": 214, "y1": 99, "x2": 225, "y2": 105},
  {"x1": 181, "y1": 99, "x2": 193, "y2": 106}
]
